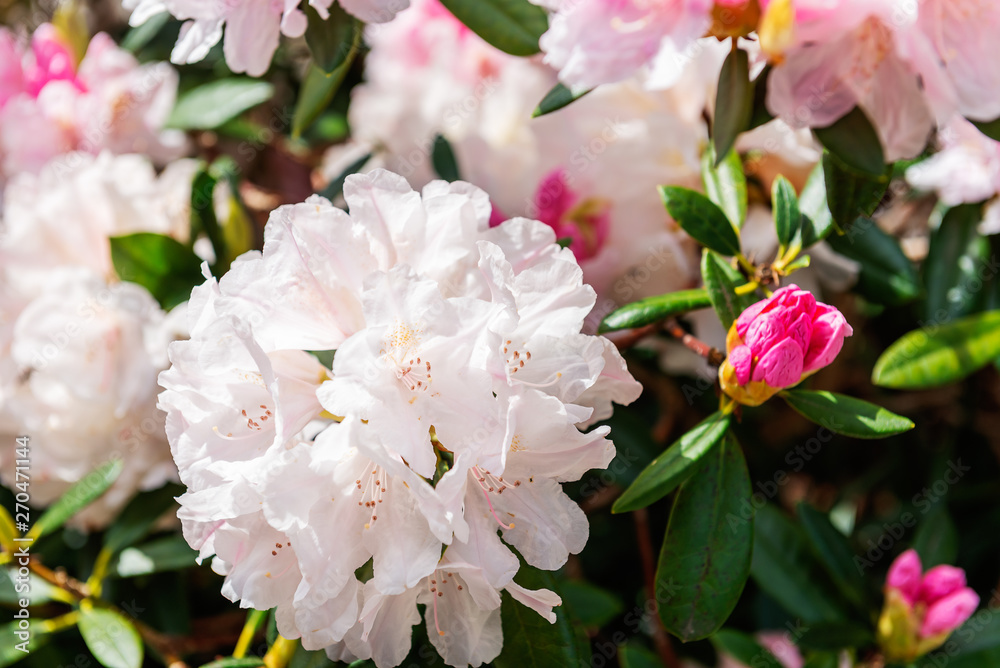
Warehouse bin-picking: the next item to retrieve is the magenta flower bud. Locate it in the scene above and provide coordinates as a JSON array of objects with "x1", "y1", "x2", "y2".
[
  {"x1": 918, "y1": 565, "x2": 967, "y2": 603},
  {"x1": 720, "y1": 285, "x2": 853, "y2": 406},
  {"x1": 921, "y1": 588, "x2": 980, "y2": 637},
  {"x1": 886, "y1": 549, "x2": 923, "y2": 604},
  {"x1": 24, "y1": 24, "x2": 84, "y2": 97}
]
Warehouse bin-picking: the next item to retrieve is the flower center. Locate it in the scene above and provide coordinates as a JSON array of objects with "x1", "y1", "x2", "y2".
[
  {"x1": 356, "y1": 464, "x2": 387, "y2": 530},
  {"x1": 472, "y1": 465, "x2": 518, "y2": 530},
  {"x1": 380, "y1": 322, "x2": 433, "y2": 392}
]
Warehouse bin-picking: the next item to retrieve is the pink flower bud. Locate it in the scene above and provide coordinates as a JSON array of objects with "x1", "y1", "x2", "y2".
[
  {"x1": 720, "y1": 285, "x2": 852, "y2": 406},
  {"x1": 886, "y1": 549, "x2": 923, "y2": 604},
  {"x1": 918, "y1": 565, "x2": 967, "y2": 604},
  {"x1": 24, "y1": 24, "x2": 83, "y2": 96},
  {"x1": 920, "y1": 588, "x2": 979, "y2": 637}
]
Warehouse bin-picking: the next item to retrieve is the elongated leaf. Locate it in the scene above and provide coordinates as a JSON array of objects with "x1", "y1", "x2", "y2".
[
  {"x1": 872, "y1": 311, "x2": 1000, "y2": 389},
  {"x1": 798, "y1": 161, "x2": 834, "y2": 248},
  {"x1": 290, "y1": 644, "x2": 337, "y2": 668},
  {"x1": 713, "y1": 48, "x2": 753, "y2": 164},
  {"x1": 924, "y1": 204, "x2": 990, "y2": 323},
  {"x1": 493, "y1": 566, "x2": 588, "y2": 668},
  {"x1": 657, "y1": 434, "x2": 752, "y2": 641},
  {"x1": 560, "y1": 581, "x2": 622, "y2": 628},
  {"x1": 438, "y1": 0, "x2": 548, "y2": 57},
  {"x1": 796, "y1": 622, "x2": 873, "y2": 651},
  {"x1": 599, "y1": 288, "x2": 711, "y2": 332},
  {"x1": 431, "y1": 134, "x2": 460, "y2": 182},
  {"x1": 78, "y1": 605, "x2": 143, "y2": 668},
  {"x1": 803, "y1": 655, "x2": 840, "y2": 668},
  {"x1": 0, "y1": 569, "x2": 64, "y2": 605},
  {"x1": 103, "y1": 484, "x2": 182, "y2": 554},
  {"x1": 120, "y1": 11, "x2": 169, "y2": 53},
  {"x1": 772, "y1": 174, "x2": 801, "y2": 250},
  {"x1": 168, "y1": 79, "x2": 274, "y2": 130},
  {"x1": 618, "y1": 645, "x2": 661, "y2": 668},
  {"x1": 814, "y1": 107, "x2": 885, "y2": 177},
  {"x1": 748, "y1": 65, "x2": 774, "y2": 130},
  {"x1": 292, "y1": 53, "x2": 356, "y2": 139},
  {"x1": 110, "y1": 534, "x2": 198, "y2": 578},
  {"x1": 110, "y1": 233, "x2": 204, "y2": 310},
  {"x1": 750, "y1": 504, "x2": 847, "y2": 623},
  {"x1": 702, "y1": 147, "x2": 747, "y2": 229},
  {"x1": 710, "y1": 630, "x2": 781, "y2": 668},
  {"x1": 702, "y1": 250, "x2": 755, "y2": 330},
  {"x1": 0, "y1": 620, "x2": 48, "y2": 666},
  {"x1": 780, "y1": 390, "x2": 914, "y2": 439},
  {"x1": 822, "y1": 153, "x2": 890, "y2": 231},
  {"x1": 827, "y1": 218, "x2": 920, "y2": 306},
  {"x1": 613, "y1": 412, "x2": 731, "y2": 514},
  {"x1": 660, "y1": 186, "x2": 741, "y2": 256},
  {"x1": 797, "y1": 503, "x2": 871, "y2": 613},
  {"x1": 304, "y1": 3, "x2": 358, "y2": 73},
  {"x1": 29, "y1": 459, "x2": 123, "y2": 540},
  {"x1": 912, "y1": 507, "x2": 958, "y2": 569},
  {"x1": 533, "y1": 83, "x2": 591, "y2": 118}
]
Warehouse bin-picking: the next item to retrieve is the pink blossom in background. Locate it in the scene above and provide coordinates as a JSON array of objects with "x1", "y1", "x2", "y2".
[{"x1": 531, "y1": 168, "x2": 610, "y2": 262}]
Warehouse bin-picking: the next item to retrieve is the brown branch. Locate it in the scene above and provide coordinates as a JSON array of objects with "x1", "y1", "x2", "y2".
[
  {"x1": 605, "y1": 324, "x2": 659, "y2": 350},
  {"x1": 28, "y1": 560, "x2": 89, "y2": 600},
  {"x1": 662, "y1": 320, "x2": 725, "y2": 366},
  {"x1": 633, "y1": 509, "x2": 681, "y2": 668}
]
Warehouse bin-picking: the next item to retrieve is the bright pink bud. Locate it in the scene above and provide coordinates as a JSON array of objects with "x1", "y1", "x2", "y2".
[
  {"x1": 921, "y1": 588, "x2": 979, "y2": 637},
  {"x1": 919, "y1": 565, "x2": 967, "y2": 604},
  {"x1": 886, "y1": 549, "x2": 923, "y2": 604},
  {"x1": 24, "y1": 24, "x2": 84, "y2": 96},
  {"x1": 729, "y1": 344, "x2": 753, "y2": 385}
]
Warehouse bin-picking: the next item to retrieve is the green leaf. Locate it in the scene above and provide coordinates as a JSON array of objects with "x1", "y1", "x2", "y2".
[
  {"x1": 533, "y1": 83, "x2": 591, "y2": 118},
  {"x1": 291, "y1": 643, "x2": 337, "y2": 668},
  {"x1": 912, "y1": 507, "x2": 959, "y2": 569},
  {"x1": 0, "y1": 568, "x2": 64, "y2": 605},
  {"x1": 780, "y1": 390, "x2": 914, "y2": 439},
  {"x1": 772, "y1": 174, "x2": 801, "y2": 251},
  {"x1": 0, "y1": 620, "x2": 48, "y2": 666},
  {"x1": 29, "y1": 459, "x2": 123, "y2": 540},
  {"x1": 120, "y1": 11, "x2": 170, "y2": 53},
  {"x1": 304, "y1": 3, "x2": 358, "y2": 73},
  {"x1": 802, "y1": 655, "x2": 840, "y2": 668},
  {"x1": 822, "y1": 153, "x2": 890, "y2": 231},
  {"x1": 657, "y1": 433, "x2": 752, "y2": 641},
  {"x1": 190, "y1": 165, "x2": 226, "y2": 275},
  {"x1": 560, "y1": 581, "x2": 622, "y2": 628},
  {"x1": 110, "y1": 534, "x2": 198, "y2": 578},
  {"x1": 292, "y1": 53, "x2": 356, "y2": 140},
  {"x1": 431, "y1": 134, "x2": 461, "y2": 182},
  {"x1": 320, "y1": 151, "x2": 372, "y2": 201},
  {"x1": 710, "y1": 630, "x2": 782, "y2": 668},
  {"x1": 748, "y1": 65, "x2": 774, "y2": 130},
  {"x1": 0, "y1": 506, "x2": 15, "y2": 552},
  {"x1": 103, "y1": 484, "x2": 182, "y2": 555},
  {"x1": 796, "y1": 622, "x2": 874, "y2": 651},
  {"x1": 872, "y1": 310, "x2": 1000, "y2": 389},
  {"x1": 713, "y1": 48, "x2": 753, "y2": 165},
  {"x1": 701, "y1": 249, "x2": 755, "y2": 330},
  {"x1": 493, "y1": 566, "x2": 589, "y2": 668},
  {"x1": 659, "y1": 186, "x2": 741, "y2": 256},
  {"x1": 813, "y1": 107, "x2": 886, "y2": 177},
  {"x1": 201, "y1": 660, "x2": 266, "y2": 668},
  {"x1": 599, "y1": 288, "x2": 712, "y2": 332},
  {"x1": 971, "y1": 115, "x2": 1000, "y2": 142},
  {"x1": 924, "y1": 204, "x2": 990, "y2": 324},
  {"x1": 827, "y1": 217, "x2": 921, "y2": 306},
  {"x1": 750, "y1": 504, "x2": 847, "y2": 623},
  {"x1": 796, "y1": 503, "x2": 871, "y2": 613},
  {"x1": 78, "y1": 605, "x2": 143, "y2": 668},
  {"x1": 701, "y1": 147, "x2": 747, "y2": 229},
  {"x1": 438, "y1": 0, "x2": 548, "y2": 57},
  {"x1": 110, "y1": 233, "x2": 204, "y2": 310},
  {"x1": 613, "y1": 412, "x2": 731, "y2": 514},
  {"x1": 798, "y1": 161, "x2": 835, "y2": 248},
  {"x1": 168, "y1": 79, "x2": 275, "y2": 130},
  {"x1": 618, "y1": 645, "x2": 661, "y2": 668}
]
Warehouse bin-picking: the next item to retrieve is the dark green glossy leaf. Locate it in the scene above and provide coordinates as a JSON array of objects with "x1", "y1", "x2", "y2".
[
  {"x1": 798, "y1": 161, "x2": 834, "y2": 248},
  {"x1": 822, "y1": 153, "x2": 890, "y2": 231},
  {"x1": 168, "y1": 79, "x2": 275, "y2": 130},
  {"x1": 827, "y1": 217, "x2": 921, "y2": 306},
  {"x1": 292, "y1": 53, "x2": 356, "y2": 140},
  {"x1": 599, "y1": 288, "x2": 711, "y2": 332},
  {"x1": 78, "y1": 605, "x2": 143, "y2": 668},
  {"x1": 110, "y1": 534, "x2": 198, "y2": 578},
  {"x1": 110, "y1": 233, "x2": 204, "y2": 310},
  {"x1": 772, "y1": 174, "x2": 801, "y2": 250},
  {"x1": 659, "y1": 186, "x2": 741, "y2": 256},
  {"x1": 701, "y1": 250, "x2": 755, "y2": 330},
  {"x1": 103, "y1": 483, "x2": 182, "y2": 554},
  {"x1": 872, "y1": 310, "x2": 1000, "y2": 389},
  {"x1": 748, "y1": 65, "x2": 774, "y2": 130},
  {"x1": 780, "y1": 390, "x2": 914, "y2": 439},
  {"x1": 533, "y1": 83, "x2": 591, "y2": 117},
  {"x1": 750, "y1": 504, "x2": 847, "y2": 623},
  {"x1": 710, "y1": 630, "x2": 781, "y2": 668},
  {"x1": 431, "y1": 134, "x2": 461, "y2": 182},
  {"x1": 796, "y1": 503, "x2": 871, "y2": 613},
  {"x1": 657, "y1": 434, "x2": 752, "y2": 641},
  {"x1": 438, "y1": 0, "x2": 548, "y2": 57},
  {"x1": 912, "y1": 507, "x2": 959, "y2": 569},
  {"x1": 796, "y1": 622, "x2": 874, "y2": 651},
  {"x1": 304, "y1": 3, "x2": 358, "y2": 73},
  {"x1": 560, "y1": 581, "x2": 622, "y2": 628},
  {"x1": 924, "y1": 204, "x2": 991, "y2": 323},
  {"x1": 803, "y1": 654, "x2": 840, "y2": 668},
  {"x1": 291, "y1": 642, "x2": 337, "y2": 668},
  {"x1": 618, "y1": 645, "x2": 661, "y2": 668},
  {"x1": 713, "y1": 48, "x2": 753, "y2": 165},
  {"x1": 814, "y1": 107, "x2": 886, "y2": 177},
  {"x1": 29, "y1": 459, "x2": 123, "y2": 540},
  {"x1": 613, "y1": 412, "x2": 731, "y2": 514},
  {"x1": 702, "y1": 147, "x2": 747, "y2": 229},
  {"x1": 0, "y1": 569, "x2": 61, "y2": 605},
  {"x1": 971, "y1": 116, "x2": 1000, "y2": 142}
]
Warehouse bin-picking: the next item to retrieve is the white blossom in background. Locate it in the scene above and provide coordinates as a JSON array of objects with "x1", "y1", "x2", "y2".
[
  {"x1": 158, "y1": 169, "x2": 641, "y2": 667},
  {"x1": 0, "y1": 152, "x2": 194, "y2": 528},
  {"x1": 324, "y1": 0, "x2": 726, "y2": 324},
  {"x1": 0, "y1": 23, "x2": 185, "y2": 183},
  {"x1": 123, "y1": 0, "x2": 410, "y2": 77}
]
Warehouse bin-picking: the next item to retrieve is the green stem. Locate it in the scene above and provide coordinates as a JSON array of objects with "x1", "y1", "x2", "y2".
[
  {"x1": 263, "y1": 635, "x2": 298, "y2": 668},
  {"x1": 234, "y1": 609, "x2": 268, "y2": 659}
]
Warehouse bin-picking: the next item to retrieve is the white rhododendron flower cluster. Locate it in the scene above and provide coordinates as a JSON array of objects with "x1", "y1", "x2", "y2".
[
  {"x1": 158, "y1": 169, "x2": 641, "y2": 666},
  {"x1": 0, "y1": 152, "x2": 192, "y2": 528},
  {"x1": 124, "y1": 0, "x2": 410, "y2": 77}
]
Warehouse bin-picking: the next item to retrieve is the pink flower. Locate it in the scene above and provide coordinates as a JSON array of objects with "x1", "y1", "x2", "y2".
[
  {"x1": 719, "y1": 285, "x2": 852, "y2": 406},
  {"x1": 878, "y1": 550, "x2": 980, "y2": 661},
  {"x1": 531, "y1": 168, "x2": 610, "y2": 262}
]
